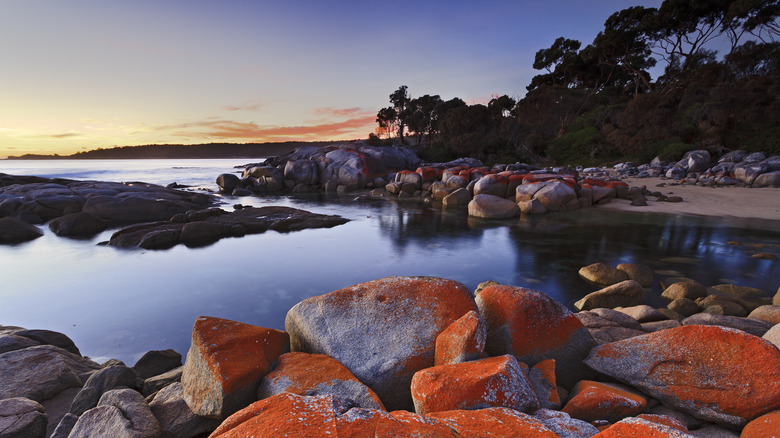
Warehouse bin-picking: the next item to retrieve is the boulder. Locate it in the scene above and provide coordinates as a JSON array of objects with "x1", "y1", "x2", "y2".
[
  {"x1": 596, "y1": 417, "x2": 695, "y2": 437},
  {"x1": 149, "y1": 382, "x2": 220, "y2": 438},
  {"x1": 285, "y1": 276, "x2": 477, "y2": 411},
  {"x1": 181, "y1": 316, "x2": 289, "y2": 419},
  {"x1": 48, "y1": 212, "x2": 107, "y2": 237},
  {"x1": 741, "y1": 410, "x2": 780, "y2": 438},
  {"x1": 682, "y1": 312, "x2": 773, "y2": 336},
  {"x1": 95, "y1": 388, "x2": 161, "y2": 438},
  {"x1": 133, "y1": 349, "x2": 182, "y2": 380},
  {"x1": 0, "y1": 334, "x2": 39, "y2": 354},
  {"x1": 216, "y1": 174, "x2": 241, "y2": 193},
  {"x1": 527, "y1": 359, "x2": 560, "y2": 410},
  {"x1": 473, "y1": 174, "x2": 508, "y2": 198},
  {"x1": 679, "y1": 150, "x2": 711, "y2": 173},
  {"x1": 710, "y1": 284, "x2": 771, "y2": 312},
  {"x1": 561, "y1": 380, "x2": 647, "y2": 423},
  {"x1": 0, "y1": 397, "x2": 47, "y2": 438},
  {"x1": 142, "y1": 366, "x2": 182, "y2": 397},
  {"x1": 410, "y1": 355, "x2": 538, "y2": 415},
  {"x1": 13, "y1": 329, "x2": 80, "y2": 355},
  {"x1": 763, "y1": 324, "x2": 780, "y2": 349},
  {"x1": 442, "y1": 188, "x2": 472, "y2": 207},
  {"x1": 0, "y1": 345, "x2": 100, "y2": 403},
  {"x1": 69, "y1": 365, "x2": 138, "y2": 416},
  {"x1": 394, "y1": 170, "x2": 423, "y2": 190},
  {"x1": 578, "y1": 263, "x2": 629, "y2": 287},
  {"x1": 476, "y1": 284, "x2": 597, "y2": 388},
  {"x1": 434, "y1": 310, "x2": 486, "y2": 366},
  {"x1": 698, "y1": 294, "x2": 747, "y2": 317},
  {"x1": 515, "y1": 182, "x2": 544, "y2": 203},
  {"x1": 615, "y1": 304, "x2": 667, "y2": 322},
  {"x1": 467, "y1": 194, "x2": 521, "y2": 219},
  {"x1": 747, "y1": 305, "x2": 780, "y2": 324},
  {"x1": 662, "y1": 281, "x2": 707, "y2": 301},
  {"x1": 428, "y1": 408, "x2": 560, "y2": 437},
  {"x1": 517, "y1": 198, "x2": 546, "y2": 215},
  {"x1": 753, "y1": 171, "x2": 780, "y2": 187},
  {"x1": 583, "y1": 325, "x2": 780, "y2": 427},
  {"x1": 616, "y1": 263, "x2": 653, "y2": 287},
  {"x1": 50, "y1": 413, "x2": 78, "y2": 438},
  {"x1": 257, "y1": 352, "x2": 385, "y2": 410},
  {"x1": 0, "y1": 217, "x2": 43, "y2": 244},
  {"x1": 532, "y1": 408, "x2": 600, "y2": 437},
  {"x1": 668, "y1": 298, "x2": 699, "y2": 317},
  {"x1": 533, "y1": 181, "x2": 577, "y2": 211},
  {"x1": 283, "y1": 159, "x2": 319, "y2": 186},
  {"x1": 574, "y1": 280, "x2": 645, "y2": 311},
  {"x1": 82, "y1": 196, "x2": 200, "y2": 224}
]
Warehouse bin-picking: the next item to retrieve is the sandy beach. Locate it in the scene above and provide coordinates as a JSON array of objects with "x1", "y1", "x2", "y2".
[{"x1": 595, "y1": 177, "x2": 780, "y2": 222}]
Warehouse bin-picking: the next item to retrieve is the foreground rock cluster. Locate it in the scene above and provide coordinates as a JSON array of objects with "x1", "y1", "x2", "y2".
[
  {"x1": 2, "y1": 275, "x2": 778, "y2": 437},
  {"x1": 0, "y1": 174, "x2": 349, "y2": 248}
]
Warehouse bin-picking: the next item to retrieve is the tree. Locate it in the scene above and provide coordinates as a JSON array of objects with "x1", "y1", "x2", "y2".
[
  {"x1": 389, "y1": 85, "x2": 412, "y2": 141},
  {"x1": 528, "y1": 37, "x2": 583, "y2": 91},
  {"x1": 375, "y1": 106, "x2": 397, "y2": 139},
  {"x1": 406, "y1": 94, "x2": 443, "y2": 147}
]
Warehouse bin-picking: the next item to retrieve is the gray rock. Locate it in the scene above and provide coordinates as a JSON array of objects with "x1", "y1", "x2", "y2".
[
  {"x1": 442, "y1": 188, "x2": 471, "y2": 207},
  {"x1": 718, "y1": 150, "x2": 746, "y2": 163},
  {"x1": 69, "y1": 365, "x2": 138, "y2": 416},
  {"x1": 0, "y1": 345, "x2": 100, "y2": 402},
  {"x1": 0, "y1": 334, "x2": 39, "y2": 354},
  {"x1": 82, "y1": 195, "x2": 202, "y2": 224},
  {"x1": 230, "y1": 186, "x2": 252, "y2": 197},
  {"x1": 679, "y1": 150, "x2": 711, "y2": 173},
  {"x1": 96, "y1": 388, "x2": 161, "y2": 438},
  {"x1": 682, "y1": 313, "x2": 774, "y2": 337},
  {"x1": 615, "y1": 305, "x2": 667, "y2": 322},
  {"x1": 14, "y1": 329, "x2": 80, "y2": 355},
  {"x1": 149, "y1": 383, "x2": 220, "y2": 438},
  {"x1": 473, "y1": 174, "x2": 508, "y2": 198},
  {"x1": 50, "y1": 413, "x2": 78, "y2": 438},
  {"x1": 0, "y1": 397, "x2": 47, "y2": 438},
  {"x1": 688, "y1": 424, "x2": 740, "y2": 437},
  {"x1": 753, "y1": 171, "x2": 780, "y2": 187},
  {"x1": 574, "y1": 281, "x2": 645, "y2": 311},
  {"x1": 142, "y1": 366, "x2": 183, "y2": 397},
  {"x1": 533, "y1": 181, "x2": 577, "y2": 212},
  {"x1": 285, "y1": 276, "x2": 478, "y2": 411},
  {"x1": 467, "y1": 194, "x2": 520, "y2": 219},
  {"x1": 743, "y1": 151, "x2": 766, "y2": 163},
  {"x1": 68, "y1": 405, "x2": 138, "y2": 438},
  {"x1": 48, "y1": 212, "x2": 107, "y2": 237},
  {"x1": 641, "y1": 320, "x2": 681, "y2": 332},
  {"x1": 133, "y1": 349, "x2": 182, "y2": 380},
  {"x1": 0, "y1": 217, "x2": 42, "y2": 244},
  {"x1": 666, "y1": 166, "x2": 686, "y2": 180},
  {"x1": 532, "y1": 408, "x2": 599, "y2": 437}
]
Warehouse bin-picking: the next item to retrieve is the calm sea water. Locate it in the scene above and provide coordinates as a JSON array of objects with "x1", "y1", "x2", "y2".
[{"x1": 1, "y1": 159, "x2": 778, "y2": 364}]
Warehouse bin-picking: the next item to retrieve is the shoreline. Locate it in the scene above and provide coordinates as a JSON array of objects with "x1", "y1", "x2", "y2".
[{"x1": 597, "y1": 177, "x2": 780, "y2": 222}]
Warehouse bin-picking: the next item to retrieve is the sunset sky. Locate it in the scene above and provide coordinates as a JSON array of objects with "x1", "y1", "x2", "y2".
[{"x1": 1, "y1": 0, "x2": 662, "y2": 158}]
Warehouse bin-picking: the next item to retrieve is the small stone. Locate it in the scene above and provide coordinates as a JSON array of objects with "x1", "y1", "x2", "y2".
[
  {"x1": 615, "y1": 304, "x2": 666, "y2": 322},
  {"x1": 574, "y1": 280, "x2": 645, "y2": 311},
  {"x1": 616, "y1": 263, "x2": 654, "y2": 287},
  {"x1": 662, "y1": 281, "x2": 707, "y2": 301},
  {"x1": 667, "y1": 298, "x2": 699, "y2": 317},
  {"x1": 578, "y1": 263, "x2": 629, "y2": 286}
]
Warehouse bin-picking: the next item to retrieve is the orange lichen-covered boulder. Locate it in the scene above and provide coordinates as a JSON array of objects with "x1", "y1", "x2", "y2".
[
  {"x1": 285, "y1": 276, "x2": 477, "y2": 411},
  {"x1": 181, "y1": 316, "x2": 289, "y2": 419},
  {"x1": 741, "y1": 409, "x2": 780, "y2": 438},
  {"x1": 593, "y1": 417, "x2": 694, "y2": 437},
  {"x1": 410, "y1": 355, "x2": 538, "y2": 415},
  {"x1": 257, "y1": 352, "x2": 385, "y2": 410},
  {"x1": 428, "y1": 407, "x2": 560, "y2": 437},
  {"x1": 584, "y1": 325, "x2": 780, "y2": 428},
  {"x1": 473, "y1": 174, "x2": 509, "y2": 198},
  {"x1": 416, "y1": 166, "x2": 441, "y2": 183},
  {"x1": 528, "y1": 359, "x2": 561, "y2": 409},
  {"x1": 434, "y1": 310, "x2": 486, "y2": 366},
  {"x1": 562, "y1": 380, "x2": 647, "y2": 423},
  {"x1": 636, "y1": 414, "x2": 689, "y2": 433},
  {"x1": 476, "y1": 284, "x2": 597, "y2": 388},
  {"x1": 210, "y1": 393, "x2": 460, "y2": 438}
]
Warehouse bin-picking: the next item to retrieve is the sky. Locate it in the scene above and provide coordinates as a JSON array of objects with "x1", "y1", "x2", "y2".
[{"x1": 0, "y1": 0, "x2": 663, "y2": 158}]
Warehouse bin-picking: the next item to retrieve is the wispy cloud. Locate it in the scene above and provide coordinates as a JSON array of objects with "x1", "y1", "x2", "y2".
[
  {"x1": 313, "y1": 107, "x2": 372, "y2": 118},
  {"x1": 224, "y1": 99, "x2": 264, "y2": 112}
]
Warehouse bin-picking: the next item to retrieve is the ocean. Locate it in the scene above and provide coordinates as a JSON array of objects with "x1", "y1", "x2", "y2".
[{"x1": 1, "y1": 159, "x2": 779, "y2": 364}]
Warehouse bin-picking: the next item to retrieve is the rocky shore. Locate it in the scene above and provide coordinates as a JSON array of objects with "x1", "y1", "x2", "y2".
[{"x1": 2, "y1": 271, "x2": 778, "y2": 437}]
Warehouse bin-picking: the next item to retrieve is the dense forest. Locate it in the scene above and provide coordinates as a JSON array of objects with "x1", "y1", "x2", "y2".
[
  {"x1": 4, "y1": 142, "x2": 328, "y2": 160},
  {"x1": 371, "y1": 0, "x2": 780, "y2": 166}
]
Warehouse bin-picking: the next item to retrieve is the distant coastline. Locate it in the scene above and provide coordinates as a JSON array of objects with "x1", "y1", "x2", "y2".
[{"x1": 2, "y1": 141, "x2": 335, "y2": 160}]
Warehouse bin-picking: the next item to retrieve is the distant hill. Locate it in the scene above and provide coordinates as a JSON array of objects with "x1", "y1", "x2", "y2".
[{"x1": 4, "y1": 141, "x2": 336, "y2": 160}]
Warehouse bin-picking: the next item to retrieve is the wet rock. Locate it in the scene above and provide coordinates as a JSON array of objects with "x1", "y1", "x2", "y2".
[
  {"x1": 257, "y1": 352, "x2": 385, "y2": 410},
  {"x1": 698, "y1": 294, "x2": 747, "y2": 317},
  {"x1": 82, "y1": 195, "x2": 202, "y2": 224},
  {"x1": 48, "y1": 212, "x2": 107, "y2": 237},
  {"x1": 467, "y1": 194, "x2": 520, "y2": 219},
  {"x1": 410, "y1": 355, "x2": 538, "y2": 415},
  {"x1": 133, "y1": 349, "x2": 182, "y2": 380},
  {"x1": 0, "y1": 217, "x2": 42, "y2": 244},
  {"x1": 584, "y1": 325, "x2": 780, "y2": 428},
  {"x1": 181, "y1": 316, "x2": 289, "y2": 419},
  {"x1": 434, "y1": 310, "x2": 486, "y2": 366},
  {"x1": 0, "y1": 345, "x2": 100, "y2": 403},
  {"x1": 616, "y1": 263, "x2": 653, "y2": 287},
  {"x1": 476, "y1": 283, "x2": 597, "y2": 389},
  {"x1": 578, "y1": 263, "x2": 629, "y2": 287},
  {"x1": 149, "y1": 382, "x2": 220, "y2": 438},
  {"x1": 574, "y1": 280, "x2": 645, "y2": 311},
  {"x1": 69, "y1": 365, "x2": 138, "y2": 416},
  {"x1": 562, "y1": 380, "x2": 647, "y2": 423},
  {"x1": 442, "y1": 188, "x2": 472, "y2": 207},
  {"x1": 682, "y1": 312, "x2": 773, "y2": 336},
  {"x1": 662, "y1": 281, "x2": 707, "y2": 301},
  {"x1": 429, "y1": 408, "x2": 560, "y2": 437},
  {"x1": 285, "y1": 276, "x2": 476, "y2": 411},
  {"x1": 216, "y1": 174, "x2": 241, "y2": 193},
  {"x1": 0, "y1": 397, "x2": 47, "y2": 438}
]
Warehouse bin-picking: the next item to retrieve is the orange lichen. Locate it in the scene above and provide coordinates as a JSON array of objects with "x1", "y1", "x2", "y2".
[{"x1": 562, "y1": 381, "x2": 647, "y2": 423}]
